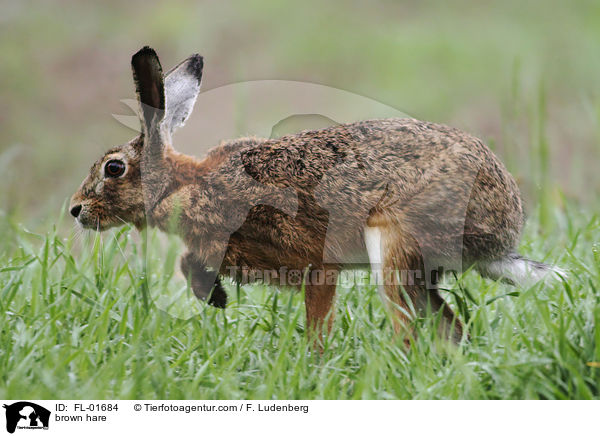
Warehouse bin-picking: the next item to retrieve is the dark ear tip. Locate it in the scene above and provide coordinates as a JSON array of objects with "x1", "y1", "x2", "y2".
[
  {"x1": 132, "y1": 46, "x2": 159, "y2": 63},
  {"x1": 186, "y1": 54, "x2": 204, "y2": 79}
]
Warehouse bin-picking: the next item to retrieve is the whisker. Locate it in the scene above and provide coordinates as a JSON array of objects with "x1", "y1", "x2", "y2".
[
  {"x1": 112, "y1": 216, "x2": 132, "y2": 265},
  {"x1": 97, "y1": 219, "x2": 105, "y2": 271},
  {"x1": 71, "y1": 221, "x2": 85, "y2": 246}
]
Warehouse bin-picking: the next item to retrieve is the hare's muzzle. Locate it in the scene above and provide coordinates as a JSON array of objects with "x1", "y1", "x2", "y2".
[{"x1": 70, "y1": 204, "x2": 82, "y2": 218}]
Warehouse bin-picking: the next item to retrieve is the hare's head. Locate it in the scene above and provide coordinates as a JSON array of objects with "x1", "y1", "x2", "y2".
[{"x1": 70, "y1": 47, "x2": 203, "y2": 230}]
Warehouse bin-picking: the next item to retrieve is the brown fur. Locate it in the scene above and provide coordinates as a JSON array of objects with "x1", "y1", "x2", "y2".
[{"x1": 70, "y1": 47, "x2": 543, "y2": 344}]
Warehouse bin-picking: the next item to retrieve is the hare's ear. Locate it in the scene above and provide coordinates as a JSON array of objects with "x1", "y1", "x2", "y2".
[
  {"x1": 131, "y1": 46, "x2": 165, "y2": 136},
  {"x1": 164, "y1": 54, "x2": 203, "y2": 135}
]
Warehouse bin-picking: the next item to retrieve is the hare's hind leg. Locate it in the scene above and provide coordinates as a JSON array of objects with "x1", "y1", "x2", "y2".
[
  {"x1": 364, "y1": 226, "x2": 463, "y2": 343},
  {"x1": 364, "y1": 226, "x2": 414, "y2": 341}
]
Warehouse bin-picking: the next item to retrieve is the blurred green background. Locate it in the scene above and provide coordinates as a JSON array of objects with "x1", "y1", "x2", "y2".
[{"x1": 1, "y1": 0, "x2": 599, "y2": 228}]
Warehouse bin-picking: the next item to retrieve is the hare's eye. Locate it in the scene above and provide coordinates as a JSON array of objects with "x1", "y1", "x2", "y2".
[{"x1": 104, "y1": 160, "x2": 126, "y2": 178}]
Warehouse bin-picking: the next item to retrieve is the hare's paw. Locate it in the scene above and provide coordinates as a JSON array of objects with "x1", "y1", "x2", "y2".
[
  {"x1": 180, "y1": 252, "x2": 228, "y2": 308},
  {"x1": 207, "y1": 278, "x2": 228, "y2": 308}
]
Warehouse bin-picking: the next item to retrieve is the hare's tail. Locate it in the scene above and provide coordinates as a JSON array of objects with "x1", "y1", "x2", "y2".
[{"x1": 477, "y1": 252, "x2": 567, "y2": 287}]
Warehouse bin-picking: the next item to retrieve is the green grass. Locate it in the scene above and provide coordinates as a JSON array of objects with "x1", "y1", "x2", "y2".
[{"x1": 0, "y1": 204, "x2": 598, "y2": 399}]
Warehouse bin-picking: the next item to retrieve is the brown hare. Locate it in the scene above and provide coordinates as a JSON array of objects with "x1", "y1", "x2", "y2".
[{"x1": 70, "y1": 46, "x2": 565, "y2": 343}]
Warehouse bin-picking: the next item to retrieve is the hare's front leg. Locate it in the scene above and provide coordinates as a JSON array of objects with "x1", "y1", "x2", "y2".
[
  {"x1": 304, "y1": 267, "x2": 339, "y2": 340},
  {"x1": 180, "y1": 252, "x2": 228, "y2": 308}
]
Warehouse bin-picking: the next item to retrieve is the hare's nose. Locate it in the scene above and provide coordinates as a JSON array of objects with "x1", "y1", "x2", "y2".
[{"x1": 70, "y1": 204, "x2": 82, "y2": 218}]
